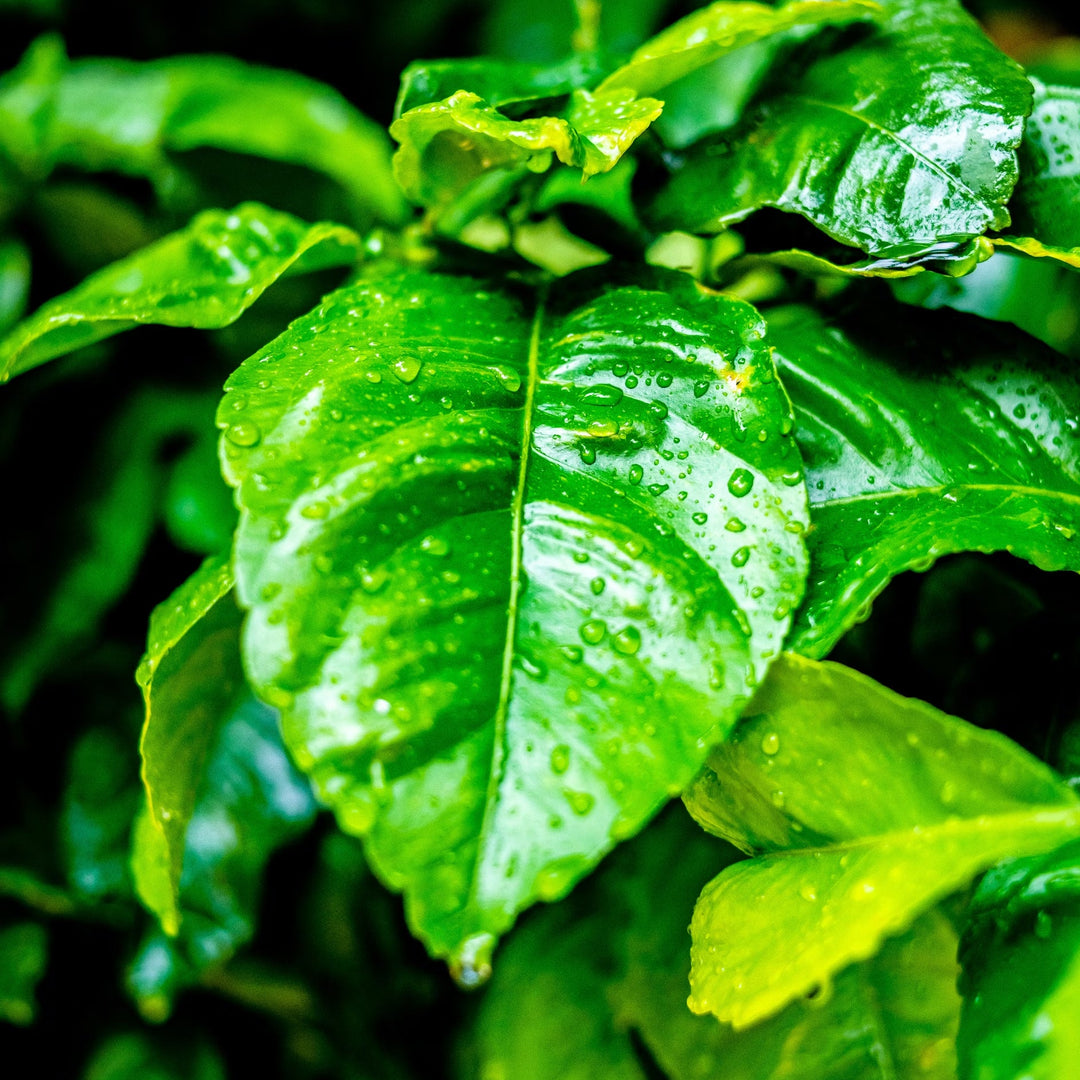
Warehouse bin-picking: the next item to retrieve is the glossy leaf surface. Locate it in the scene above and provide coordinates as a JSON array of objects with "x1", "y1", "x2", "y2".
[
  {"x1": 0, "y1": 39, "x2": 405, "y2": 224},
  {"x1": 996, "y1": 79, "x2": 1080, "y2": 267},
  {"x1": 0, "y1": 203, "x2": 359, "y2": 381},
  {"x1": 683, "y1": 654, "x2": 1080, "y2": 1027},
  {"x1": 770, "y1": 304, "x2": 1080, "y2": 659},
  {"x1": 135, "y1": 554, "x2": 241, "y2": 934},
  {"x1": 649, "y1": 0, "x2": 1032, "y2": 258},
  {"x1": 390, "y1": 88, "x2": 663, "y2": 209},
  {"x1": 0, "y1": 921, "x2": 47, "y2": 1026},
  {"x1": 595, "y1": 0, "x2": 880, "y2": 98},
  {"x1": 957, "y1": 839, "x2": 1080, "y2": 1080},
  {"x1": 218, "y1": 264, "x2": 808, "y2": 970}
]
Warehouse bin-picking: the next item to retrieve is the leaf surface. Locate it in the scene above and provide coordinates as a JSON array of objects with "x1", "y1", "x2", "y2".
[
  {"x1": 0, "y1": 922, "x2": 47, "y2": 1026},
  {"x1": 135, "y1": 553, "x2": 241, "y2": 934},
  {"x1": 0, "y1": 202, "x2": 359, "y2": 381},
  {"x1": 596, "y1": 0, "x2": 881, "y2": 98},
  {"x1": 218, "y1": 264, "x2": 808, "y2": 971},
  {"x1": 956, "y1": 839, "x2": 1080, "y2": 1080},
  {"x1": 683, "y1": 654, "x2": 1080, "y2": 1028},
  {"x1": 648, "y1": 0, "x2": 1032, "y2": 258},
  {"x1": 770, "y1": 303, "x2": 1080, "y2": 659}
]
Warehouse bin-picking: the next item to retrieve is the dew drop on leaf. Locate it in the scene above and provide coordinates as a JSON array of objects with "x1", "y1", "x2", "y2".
[
  {"x1": 391, "y1": 355, "x2": 422, "y2": 383},
  {"x1": 550, "y1": 744, "x2": 570, "y2": 774},
  {"x1": 727, "y1": 468, "x2": 754, "y2": 497},
  {"x1": 580, "y1": 619, "x2": 607, "y2": 644},
  {"x1": 760, "y1": 732, "x2": 780, "y2": 755},
  {"x1": 225, "y1": 421, "x2": 261, "y2": 447},
  {"x1": 612, "y1": 626, "x2": 642, "y2": 655}
]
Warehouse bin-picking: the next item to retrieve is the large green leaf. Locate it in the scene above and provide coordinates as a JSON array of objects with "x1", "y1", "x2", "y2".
[
  {"x1": 595, "y1": 0, "x2": 881, "y2": 98},
  {"x1": 648, "y1": 0, "x2": 1032, "y2": 259},
  {"x1": 0, "y1": 39, "x2": 405, "y2": 225},
  {"x1": 0, "y1": 921, "x2": 47, "y2": 1026},
  {"x1": 218, "y1": 264, "x2": 808, "y2": 972},
  {"x1": 995, "y1": 79, "x2": 1080, "y2": 267},
  {"x1": 135, "y1": 553, "x2": 241, "y2": 934},
  {"x1": 770, "y1": 303, "x2": 1080, "y2": 659},
  {"x1": 467, "y1": 806, "x2": 960, "y2": 1080},
  {"x1": 683, "y1": 654, "x2": 1080, "y2": 1028},
  {"x1": 0, "y1": 202, "x2": 359, "y2": 381},
  {"x1": 390, "y1": 87, "x2": 663, "y2": 209},
  {"x1": 957, "y1": 839, "x2": 1080, "y2": 1080}
]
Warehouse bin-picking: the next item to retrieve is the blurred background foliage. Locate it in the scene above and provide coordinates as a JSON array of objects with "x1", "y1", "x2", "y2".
[{"x1": 2, "y1": 0, "x2": 1080, "y2": 1076}]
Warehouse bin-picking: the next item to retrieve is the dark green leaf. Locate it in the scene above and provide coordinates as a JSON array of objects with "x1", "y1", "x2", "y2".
[
  {"x1": 958, "y1": 839, "x2": 1080, "y2": 1080},
  {"x1": 595, "y1": 0, "x2": 881, "y2": 98},
  {"x1": 218, "y1": 264, "x2": 808, "y2": 972},
  {"x1": 683, "y1": 653, "x2": 1080, "y2": 1027},
  {"x1": 995, "y1": 79, "x2": 1080, "y2": 267},
  {"x1": 162, "y1": 427, "x2": 239, "y2": 556},
  {"x1": 135, "y1": 553, "x2": 241, "y2": 934},
  {"x1": 0, "y1": 202, "x2": 360, "y2": 381},
  {"x1": 83, "y1": 1032, "x2": 226, "y2": 1080},
  {"x1": 771, "y1": 303, "x2": 1080, "y2": 659},
  {"x1": 648, "y1": 0, "x2": 1032, "y2": 258},
  {"x1": 0, "y1": 921, "x2": 47, "y2": 1026},
  {"x1": 0, "y1": 238, "x2": 30, "y2": 334}
]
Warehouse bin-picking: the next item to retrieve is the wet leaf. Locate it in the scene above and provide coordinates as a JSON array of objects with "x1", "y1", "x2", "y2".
[
  {"x1": 683, "y1": 654, "x2": 1080, "y2": 1027},
  {"x1": 0, "y1": 202, "x2": 360, "y2": 381},
  {"x1": 957, "y1": 838, "x2": 1080, "y2": 1080},
  {"x1": 595, "y1": 0, "x2": 881, "y2": 98},
  {"x1": 648, "y1": 0, "x2": 1032, "y2": 258},
  {"x1": 770, "y1": 303, "x2": 1080, "y2": 659},
  {"x1": 218, "y1": 264, "x2": 808, "y2": 972}
]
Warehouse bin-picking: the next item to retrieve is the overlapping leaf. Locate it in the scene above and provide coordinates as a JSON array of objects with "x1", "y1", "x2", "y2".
[
  {"x1": 957, "y1": 839, "x2": 1080, "y2": 1080},
  {"x1": 682, "y1": 654, "x2": 1080, "y2": 1028},
  {"x1": 218, "y1": 264, "x2": 808, "y2": 971},
  {"x1": 0, "y1": 203, "x2": 359, "y2": 381},
  {"x1": 649, "y1": 0, "x2": 1032, "y2": 259},
  {"x1": 769, "y1": 303, "x2": 1080, "y2": 659}
]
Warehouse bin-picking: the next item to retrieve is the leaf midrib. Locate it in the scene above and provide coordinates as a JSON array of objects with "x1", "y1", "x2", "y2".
[{"x1": 812, "y1": 480, "x2": 1080, "y2": 513}]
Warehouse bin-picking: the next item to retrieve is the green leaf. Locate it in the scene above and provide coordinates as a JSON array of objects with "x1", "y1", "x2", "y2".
[
  {"x1": 648, "y1": 0, "x2": 1032, "y2": 258},
  {"x1": 0, "y1": 39, "x2": 405, "y2": 225},
  {"x1": 83, "y1": 1032, "x2": 226, "y2": 1080},
  {"x1": 994, "y1": 79, "x2": 1080, "y2": 267},
  {"x1": 395, "y1": 53, "x2": 605, "y2": 116},
  {"x1": 390, "y1": 87, "x2": 663, "y2": 209},
  {"x1": 135, "y1": 553, "x2": 241, "y2": 935},
  {"x1": 0, "y1": 387, "x2": 219, "y2": 712},
  {"x1": 0, "y1": 202, "x2": 360, "y2": 381},
  {"x1": 683, "y1": 653, "x2": 1080, "y2": 1028},
  {"x1": 770, "y1": 303, "x2": 1080, "y2": 659},
  {"x1": 218, "y1": 264, "x2": 808, "y2": 972},
  {"x1": 595, "y1": 0, "x2": 881, "y2": 98},
  {"x1": 162, "y1": 427, "x2": 239, "y2": 556},
  {"x1": 0, "y1": 238, "x2": 30, "y2": 334},
  {"x1": 0, "y1": 921, "x2": 47, "y2": 1026},
  {"x1": 957, "y1": 839, "x2": 1080, "y2": 1080}
]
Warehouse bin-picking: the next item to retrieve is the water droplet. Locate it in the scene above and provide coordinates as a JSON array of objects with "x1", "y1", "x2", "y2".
[
  {"x1": 225, "y1": 421, "x2": 261, "y2": 447},
  {"x1": 760, "y1": 732, "x2": 780, "y2": 755},
  {"x1": 550, "y1": 744, "x2": 571, "y2": 774},
  {"x1": 583, "y1": 384, "x2": 624, "y2": 406},
  {"x1": 565, "y1": 790, "x2": 595, "y2": 816},
  {"x1": 656, "y1": 372, "x2": 673, "y2": 388},
  {"x1": 580, "y1": 445, "x2": 597, "y2": 464},
  {"x1": 692, "y1": 512, "x2": 708, "y2": 525},
  {"x1": 365, "y1": 369, "x2": 382, "y2": 383},
  {"x1": 590, "y1": 577, "x2": 606, "y2": 595},
  {"x1": 588, "y1": 418, "x2": 618, "y2": 437},
  {"x1": 580, "y1": 619, "x2": 607, "y2": 644},
  {"x1": 731, "y1": 546, "x2": 751, "y2": 567},
  {"x1": 392, "y1": 355, "x2": 422, "y2": 383},
  {"x1": 799, "y1": 883, "x2": 817, "y2": 902},
  {"x1": 771, "y1": 789, "x2": 785, "y2": 808},
  {"x1": 647, "y1": 483, "x2": 669, "y2": 496},
  {"x1": 726, "y1": 517, "x2": 746, "y2": 532},
  {"x1": 613, "y1": 626, "x2": 642, "y2": 655},
  {"x1": 561, "y1": 645, "x2": 584, "y2": 664},
  {"x1": 628, "y1": 464, "x2": 643, "y2": 485},
  {"x1": 492, "y1": 364, "x2": 521, "y2": 392},
  {"x1": 450, "y1": 932, "x2": 495, "y2": 989},
  {"x1": 727, "y1": 468, "x2": 754, "y2": 497},
  {"x1": 780, "y1": 470, "x2": 802, "y2": 487},
  {"x1": 420, "y1": 535, "x2": 449, "y2": 556}
]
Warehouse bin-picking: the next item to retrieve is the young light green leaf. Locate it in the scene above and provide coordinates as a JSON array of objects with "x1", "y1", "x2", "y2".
[
  {"x1": 683, "y1": 654, "x2": 1080, "y2": 1028},
  {"x1": 0, "y1": 40, "x2": 405, "y2": 225},
  {"x1": 994, "y1": 79, "x2": 1080, "y2": 267},
  {"x1": 135, "y1": 553, "x2": 240, "y2": 935},
  {"x1": 0, "y1": 203, "x2": 360, "y2": 381},
  {"x1": 0, "y1": 922, "x2": 47, "y2": 1026},
  {"x1": 596, "y1": 0, "x2": 881, "y2": 98},
  {"x1": 390, "y1": 88, "x2": 663, "y2": 209},
  {"x1": 648, "y1": 0, "x2": 1032, "y2": 258},
  {"x1": 218, "y1": 265, "x2": 808, "y2": 973},
  {"x1": 957, "y1": 839, "x2": 1080, "y2": 1080},
  {"x1": 769, "y1": 303, "x2": 1080, "y2": 659}
]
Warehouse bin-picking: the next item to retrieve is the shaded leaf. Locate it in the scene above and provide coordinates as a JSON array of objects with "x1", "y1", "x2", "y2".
[
  {"x1": 770, "y1": 303, "x2": 1080, "y2": 659},
  {"x1": 648, "y1": 0, "x2": 1032, "y2": 258},
  {"x1": 0, "y1": 238, "x2": 30, "y2": 334},
  {"x1": 135, "y1": 553, "x2": 240, "y2": 934},
  {"x1": 0, "y1": 202, "x2": 360, "y2": 381},
  {"x1": 218, "y1": 264, "x2": 808, "y2": 971},
  {"x1": 0, "y1": 921, "x2": 47, "y2": 1026},
  {"x1": 957, "y1": 838, "x2": 1080, "y2": 1080},
  {"x1": 83, "y1": 1031, "x2": 225, "y2": 1080},
  {"x1": 995, "y1": 79, "x2": 1080, "y2": 267},
  {"x1": 390, "y1": 88, "x2": 663, "y2": 209},
  {"x1": 596, "y1": 0, "x2": 881, "y2": 98},
  {"x1": 683, "y1": 654, "x2": 1080, "y2": 1027}
]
